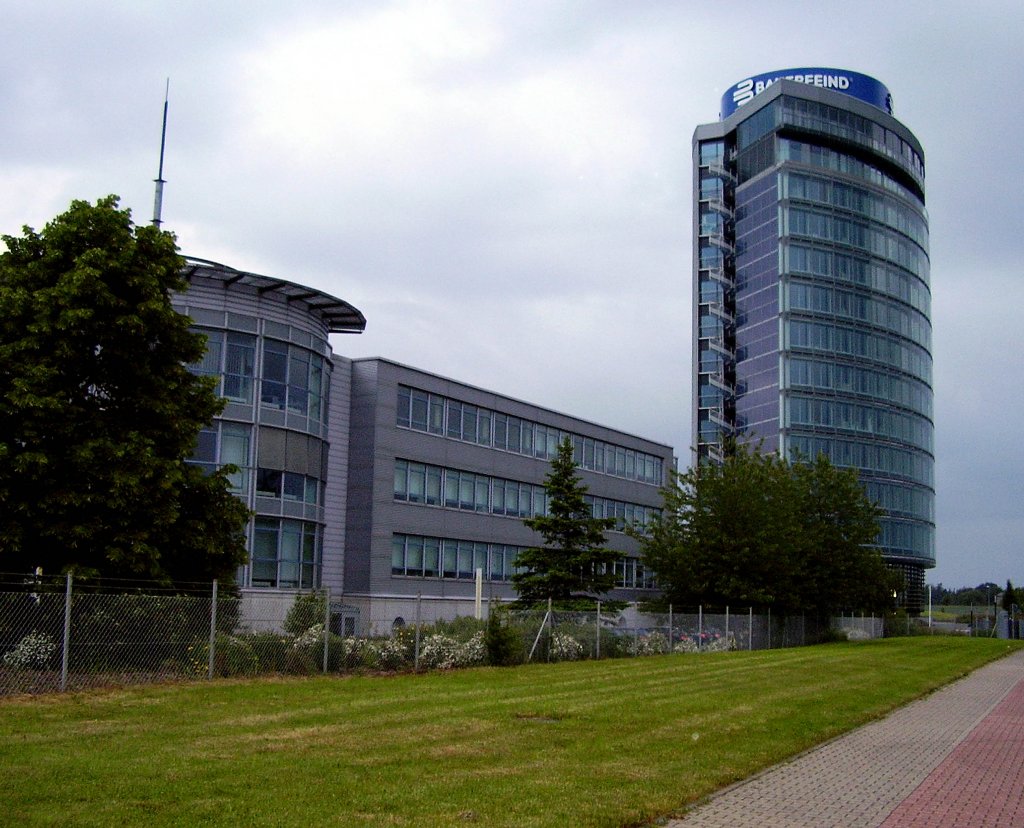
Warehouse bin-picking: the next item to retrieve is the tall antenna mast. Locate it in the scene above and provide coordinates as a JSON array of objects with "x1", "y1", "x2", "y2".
[{"x1": 152, "y1": 78, "x2": 169, "y2": 228}]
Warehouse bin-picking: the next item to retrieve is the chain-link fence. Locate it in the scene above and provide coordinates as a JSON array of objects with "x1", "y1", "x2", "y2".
[
  {"x1": 513, "y1": 603, "x2": 849, "y2": 662},
  {"x1": 1, "y1": 572, "x2": 888, "y2": 697}
]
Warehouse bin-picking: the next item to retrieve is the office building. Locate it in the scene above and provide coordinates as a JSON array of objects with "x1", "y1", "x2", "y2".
[
  {"x1": 175, "y1": 258, "x2": 672, "y2": 631},
  {"x1": 692, "y1": 69, "x2": 933, "y2": 607}
]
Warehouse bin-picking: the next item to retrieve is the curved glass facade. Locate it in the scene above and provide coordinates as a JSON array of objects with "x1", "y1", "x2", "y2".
[
  {"x1": 693, "y1": 78, "x2": 933, "y2": 608},
  {"x1": 176, "y1": 261, "x2": 365, "y2": 591}
]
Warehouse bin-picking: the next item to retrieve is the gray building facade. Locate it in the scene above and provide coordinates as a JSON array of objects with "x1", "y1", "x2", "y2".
[
  {"x1": 342, "y1": 358, "x2": 672, "y2": 631},
  {"x1": 176, "y1": 259, "x2": 673, "y2": 632}
]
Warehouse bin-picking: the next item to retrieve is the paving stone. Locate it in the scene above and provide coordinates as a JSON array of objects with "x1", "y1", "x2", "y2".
[{"x1": 667, "y1": 649, "x2": 1024, "y2": 828}]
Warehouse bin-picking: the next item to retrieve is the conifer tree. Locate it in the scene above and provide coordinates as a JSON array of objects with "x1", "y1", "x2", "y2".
[{"x1": 512, "y1": 437, "x2": 617, "y2": 604}]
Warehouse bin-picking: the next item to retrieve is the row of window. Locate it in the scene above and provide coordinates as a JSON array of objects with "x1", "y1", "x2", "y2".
[
  {"x1": 784, "y1": 243, "x2": 930, "y2": 316},
  {"x1": 189, "y1": 329, "x2": 331, "y2": 426},
  {"x1": 876, "y1": 517, "x2": 934, "y2": 560},
  {"x1": 585, "y1": 496, "x2": 659, "y2": 533},
  {"x1": 251, "y1": 518, "x2": 320, "y2": 589},
  {"x1": 786, "y1": 435, "x2": 934, "y2": 487},
  {"x1": 784, "y1": 207, "x2": 927, "y2": 280},
  {"x1": 190, "y1": 422, "x2": 325, "y2": 505},
  {"x1": 396, "y1": 387, "x2": 665, "y2": 485},
  {"x1": 615, "y1": 558, "x2": 657, "y2": 590},
  {"x1": 786, "y1": 320, "x2": 932, "y2": 384},
  {"x1": 393, "y1": 460, "x2": 658, "y2": 529},
  {"x1": 391, "y1": 535, "x2": 523, "y2": 581},
  {"x1": 255, "y1": 468, "x2": 323, "y2": 505},
  {"x1": 782, "y1": 172, "x2": 927, "y2": 249},
  {"x1": 785, "y1": 396, "x2": 933, "y2": 453},
  {"x1": 180, "y1": 306, "x2": 331, "y2": 356},
  {"x1": 779, "y1": 138, "x2": 923, "y2": 209},
  {"x1": 779, "y1": 97, "x2": 925, "y2": 184},
  {"x1": 390, "y1": 533, "x2": 656, "y2": 589},
  {"x1": 786, "y1": 357, "x2": 932, "y2": 418},
  {"x1": 865, "y1": 481, "x2": 935, "y2": 523},
  {"x1": 786, "y1": 281, "x2": 931, "y2": 350}
]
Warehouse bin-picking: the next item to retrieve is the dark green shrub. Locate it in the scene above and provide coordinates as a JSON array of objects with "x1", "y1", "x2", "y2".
[
  {"x1": 484, "y1": 609, "x2": 524, "y2": 666},
  {"x1": 190, "y1": 633, "x2": 259, "y2": 677},
  {"x1": 284, "y1": 592, "x2": 326, "y2": 636},
  {"x1": 246, "y1": 631, "x2": 292, "y2": 672},
  {"x1": 428, "y1": 616, "x2": 486, "y2": 639},
  {"x1": 818, "y1": 627, "x2": 850, "y2": 644}
]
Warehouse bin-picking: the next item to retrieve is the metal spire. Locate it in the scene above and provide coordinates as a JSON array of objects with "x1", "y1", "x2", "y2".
[{"x1": 152, "y1": 79, "x2": 169, "y2": 228}]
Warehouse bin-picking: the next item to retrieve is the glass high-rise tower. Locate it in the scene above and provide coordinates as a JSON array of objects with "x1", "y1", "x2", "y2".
[{"x1": 692, "y1": 69, "x2": 933, "y2": 608}]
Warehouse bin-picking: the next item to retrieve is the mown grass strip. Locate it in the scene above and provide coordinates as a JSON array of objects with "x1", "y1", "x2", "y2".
[{"x1": 1, "y1": 637, "x2": 1018, "y2": 827}]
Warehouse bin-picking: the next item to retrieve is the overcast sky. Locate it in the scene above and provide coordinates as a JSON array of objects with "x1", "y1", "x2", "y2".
[{"x1": 3, "y1": 0, "x2": 1021, "y2": 590}]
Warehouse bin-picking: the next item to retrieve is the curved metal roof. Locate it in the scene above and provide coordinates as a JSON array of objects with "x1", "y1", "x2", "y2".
[{"x1": 181, "y1": 256, "x2": 367, "y2": 334}]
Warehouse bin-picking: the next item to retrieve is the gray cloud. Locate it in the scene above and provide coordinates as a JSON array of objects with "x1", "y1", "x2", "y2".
[{"x1": 3, "y1": 0, "x2": 1022, "y2": 588}]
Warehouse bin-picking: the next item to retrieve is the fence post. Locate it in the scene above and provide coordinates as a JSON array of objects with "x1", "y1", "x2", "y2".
[
  {"x1": 414, "y1": 592, "x2": 421, "y2": 671},
  {"x1": 60, "y1": 573, "x2": 72, "y2": 692},
  {"x1": 595, "y1": 600, "x2": 601, "y2": 660},
  {"x1": 698, "y1": 605, "x2": 703, "y2": 650},
  {"x1": 767, "y1": 607, "x2": 772, "y2": 650},
  {"x1": 207, "y1": 579, "x2": 218, "y2": 680},
  {"x1": 668, "y1": 604, "x2": 673, "y2": 651},
  {"x1": 749, "y1": 606, "x2": 753, "y2": 651},
  {"x1": 547, "y1": 597, "x2": 553, "y2": 662},
  {"x1": 322, "y1": 587, "x2": 331, "y2": 674},
  {"x1": 725, "y1": 605, "x2": 730, "y2": 649},
  {"x1": 633, "y1": 599, "x2": 639, "y2": 655}
]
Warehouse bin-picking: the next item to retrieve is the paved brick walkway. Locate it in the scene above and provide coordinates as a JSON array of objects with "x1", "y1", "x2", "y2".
[{"x1": 668, "y1": 648, "x2": 1024, "y2": 828}]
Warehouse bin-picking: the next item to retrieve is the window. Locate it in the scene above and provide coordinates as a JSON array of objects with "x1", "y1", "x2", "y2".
[
  {"x1": 425, "y1": 466, "x2": 442, "y2": 506},
  {"x1": 188, "y1": 421, "x2": 251, "y2": 493},
  {"x1": 189, "y1": 330, "x2": 223, "y2": 395},
  {"x1": 224, "y1": 333, "x2": 256, "y2": 403},
  {"x1": 410, "y1": 390, "x2": 429, "y2": 430},
  {"x1": 256, "y1": 468, "x2": 282, "y2": 498},
  {"x1": 283, "y1": 472, "x2": 305, "y2": 502},
  {"x1": 261, "y1": 341, "x2": 288, "y2": 410},
  {"x1": 251, "y1": 518, "x2": 319, "y2": 589},
  {"x1": 429, "y1": 396, "x2": 445, "y2": 434}
]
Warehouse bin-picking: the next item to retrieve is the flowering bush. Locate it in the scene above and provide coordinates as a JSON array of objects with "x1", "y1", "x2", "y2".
[
  {"x1": 418, "y1": 634, "x2": 460, "y2": 669},
  {"x1": 459, "y1": 631, "x2": 486, "y2": 666},
  {"x1": 628, "y1": 631, "x2": 668, "y2": 657},
  {"x1": 673, "y1": 632, "x2": 737, "y2": 653},
  {"x1": 550, "y1": 632, "x2": 584, "y2": 661},
  {"x1": 371, "y1": 636, "x2": 411, "y2": 671},
  {"x1": 293, "y1": 623, "x2": 325, "y2": 651},
  {"x1": 3, "y1": 631, "x2": 57, "y2": 670},
  {"x1": 419, "y1": 631, "x2": 486, "y2": 670}
]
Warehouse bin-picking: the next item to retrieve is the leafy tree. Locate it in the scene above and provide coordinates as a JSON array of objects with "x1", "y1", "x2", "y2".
[
  {"x1": 789, "y1": 453, "x2": 893, "y2": 614},
  {"x1": 512, "y1": 437, "x2": 616, "y2": 604},
  {"x1": 635, "y1": 444, "x2": 890, "y2": 615},
  {"x1": 0, "y1": 196, "x2": 249, "y2": 584},
  {"x1": 636, "y1": 444, "x2": 801, "y2": 610}
]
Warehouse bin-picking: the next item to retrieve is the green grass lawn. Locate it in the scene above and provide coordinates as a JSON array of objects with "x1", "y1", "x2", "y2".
[{"x1": 1, "y1": 637, "x2": 1018, "y2": 827}]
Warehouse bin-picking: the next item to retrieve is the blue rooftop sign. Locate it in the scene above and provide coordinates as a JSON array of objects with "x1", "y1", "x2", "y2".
[{"x1": 721, "y1": 68, "x2": 892, "y2": 119}]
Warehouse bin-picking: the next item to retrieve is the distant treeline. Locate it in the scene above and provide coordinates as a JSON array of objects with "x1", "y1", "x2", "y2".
[{"x1": 926, "y1": 582, "x2": 1001, "y2": 606}]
